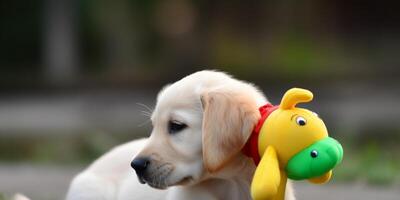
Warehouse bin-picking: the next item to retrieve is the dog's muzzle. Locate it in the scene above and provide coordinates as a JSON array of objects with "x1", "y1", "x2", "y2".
[{"x1": 131, "y1": 157, "x2": 150, "y2": 184}]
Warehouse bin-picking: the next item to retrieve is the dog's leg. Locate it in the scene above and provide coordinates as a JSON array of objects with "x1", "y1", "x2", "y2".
[
  {"x1": 166, "y1": 186, "x2": 219, "y2": 200},
  {"x1": 13, "y1": 194, "x2": 30, "y2": 200},
  {"x1": 66, "y1": 172, "x2": 117, "y2": 200},
  {"x1": 285, "y1": 181, "x2": 296, "y2": 200}
]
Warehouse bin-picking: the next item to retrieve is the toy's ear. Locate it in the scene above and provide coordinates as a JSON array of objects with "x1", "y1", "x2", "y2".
[
  {"x1": 280, "y1": 88, "x2": 313, "y2": 110},
  {"x1": 201, "y1": 87, "x2": 260, "y2": 172},
  {"x1": 251, "y1": 146, "x2": 281, "y2": 200}
]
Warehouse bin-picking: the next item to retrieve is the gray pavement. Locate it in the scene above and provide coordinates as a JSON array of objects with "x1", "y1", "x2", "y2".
[
  {"x1": 0, "y1": 164, "x2": 399, "y2": 200},
  {"x1": 294, "y1": 182, "x2": 400, "y2": 200}
]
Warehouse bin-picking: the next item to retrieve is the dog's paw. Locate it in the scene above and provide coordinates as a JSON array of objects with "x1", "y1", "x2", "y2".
[{"x1": 13, "y1": 194, "x2": 30, "y2": 200}]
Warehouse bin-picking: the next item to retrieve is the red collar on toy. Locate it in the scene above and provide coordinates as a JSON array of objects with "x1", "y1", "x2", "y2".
[{"x1": 242, "y1": 103, "x2": 279, "y2": 165}]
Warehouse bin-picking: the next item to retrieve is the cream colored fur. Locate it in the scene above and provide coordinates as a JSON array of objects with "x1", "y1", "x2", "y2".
[
  {"x1": 66, "y1": 70, "x2": 295, "y2": 200},
  {"x1": 13, "y1": 194, "x2": 31, "y2": 200}
]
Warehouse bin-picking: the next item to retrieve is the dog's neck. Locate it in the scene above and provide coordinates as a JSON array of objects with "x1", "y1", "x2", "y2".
[{"x1": 197, "y1": 153, "x2": 256, "y2": 200}]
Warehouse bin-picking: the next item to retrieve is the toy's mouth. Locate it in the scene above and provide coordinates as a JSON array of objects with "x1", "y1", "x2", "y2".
[{"x1": 286, "y1": 137, "x2": 343, "y2": 180}]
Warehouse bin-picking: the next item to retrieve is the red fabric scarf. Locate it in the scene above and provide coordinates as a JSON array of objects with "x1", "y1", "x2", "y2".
[{"x1": 242, "y1": 104, "x2": 279, "y2": 165}]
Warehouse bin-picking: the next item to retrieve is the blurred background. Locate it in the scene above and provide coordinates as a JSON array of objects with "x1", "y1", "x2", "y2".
[{"x1": 1, "y1": 0, "x2": 399, "y2": 199}]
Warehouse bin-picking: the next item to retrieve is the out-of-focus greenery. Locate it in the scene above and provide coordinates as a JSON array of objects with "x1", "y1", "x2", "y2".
[
  {"x1": 335, "y1": 143, "x2": 400, "y2": 185},
  {"x1": 333, "y1": 130, "x2": 400, "y2": 185},
  {"x1": 0, "y1": 131, "x2": 147, "y2": 165},
  {"x1": 1, "y1": 1, "x2": 399, "y2": 86}
]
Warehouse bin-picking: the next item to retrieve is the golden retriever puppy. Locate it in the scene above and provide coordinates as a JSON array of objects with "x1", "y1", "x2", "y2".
[{"x1": 66, "y1": 70, "x2": 295, "y2": 200}]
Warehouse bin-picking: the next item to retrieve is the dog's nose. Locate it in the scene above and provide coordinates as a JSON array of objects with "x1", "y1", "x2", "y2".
[{"x1": 131, "y1": 157, "x2": 150, "y2": 174}]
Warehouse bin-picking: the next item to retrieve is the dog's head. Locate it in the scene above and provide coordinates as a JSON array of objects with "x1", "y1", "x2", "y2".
[{"x1": 131, "y1": 71, "x2": 265, "y2": 189}]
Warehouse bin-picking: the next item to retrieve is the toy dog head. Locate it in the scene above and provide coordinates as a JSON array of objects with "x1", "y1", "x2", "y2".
[{"x1": 258, "y1": 88, "x2": 343, "y2": 182}]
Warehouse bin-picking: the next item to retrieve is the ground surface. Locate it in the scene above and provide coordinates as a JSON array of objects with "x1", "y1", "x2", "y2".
[{"x1": 0, "y1": 164, "x2": 399, "y2": 200}]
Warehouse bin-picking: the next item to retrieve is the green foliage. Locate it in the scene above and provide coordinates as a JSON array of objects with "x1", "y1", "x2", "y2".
[
  {"x1": 0, "y1": 131, "x2": 147, "y2": 165},
  {"x1": 333, "y1": 139, "x2": 400, "y2": 185},
  {"x1": 359, "y1": 142, "x2": 399, "y2": 185}
]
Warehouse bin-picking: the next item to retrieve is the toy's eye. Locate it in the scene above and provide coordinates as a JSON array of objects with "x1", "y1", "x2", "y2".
[
  {"x1": 296, "y1": 116, "x2": 307, "y2": 126},
  {"x1": 310, "y1": 150, "x2": 318, "y2": 158}
]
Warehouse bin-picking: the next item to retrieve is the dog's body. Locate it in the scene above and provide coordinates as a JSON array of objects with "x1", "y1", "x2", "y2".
[{"x1": 67, "y1": 71, "x2": 295, "y2": 200}]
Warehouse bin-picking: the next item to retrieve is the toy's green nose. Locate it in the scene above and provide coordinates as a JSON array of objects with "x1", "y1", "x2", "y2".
[{"x1": 286, "y1": 137, "x2": 343, "y2": 180}]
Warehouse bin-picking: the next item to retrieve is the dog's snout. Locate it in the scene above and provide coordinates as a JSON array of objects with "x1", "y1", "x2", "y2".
[{"x1": 131, "y1": 157, "x2": 150, "y2": 174}]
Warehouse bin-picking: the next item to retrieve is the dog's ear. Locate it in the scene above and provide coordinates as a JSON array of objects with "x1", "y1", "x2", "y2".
[{"x1": 201, "y1": 88, "x2": 261, "y2": 172}]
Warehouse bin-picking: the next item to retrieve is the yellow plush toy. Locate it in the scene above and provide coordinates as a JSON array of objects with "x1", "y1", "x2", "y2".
[{"x1": 242, "y1": 88, "x2": 343, "y2": 200}]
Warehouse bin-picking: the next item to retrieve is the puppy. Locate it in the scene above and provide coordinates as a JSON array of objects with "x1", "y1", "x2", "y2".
[{"x1": 66, "y1": 70, "x2": 295, "y2": 200}]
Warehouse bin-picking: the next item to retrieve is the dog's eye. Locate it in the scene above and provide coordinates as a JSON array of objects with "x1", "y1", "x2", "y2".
[
  {"x1": 168, "y1": 120, "x2": 187, "y2": 134},
  {"x1": 296, "y1": 116, "x2": 307, "y2": 126}
]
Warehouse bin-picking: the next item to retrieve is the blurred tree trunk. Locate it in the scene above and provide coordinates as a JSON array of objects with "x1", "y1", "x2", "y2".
[
  {"x1": 43, "y1": 0, "x2": 78, "y2": 85},
  {"x1": 93, "y1": 0, "x2": 139, "y2": 76}
]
